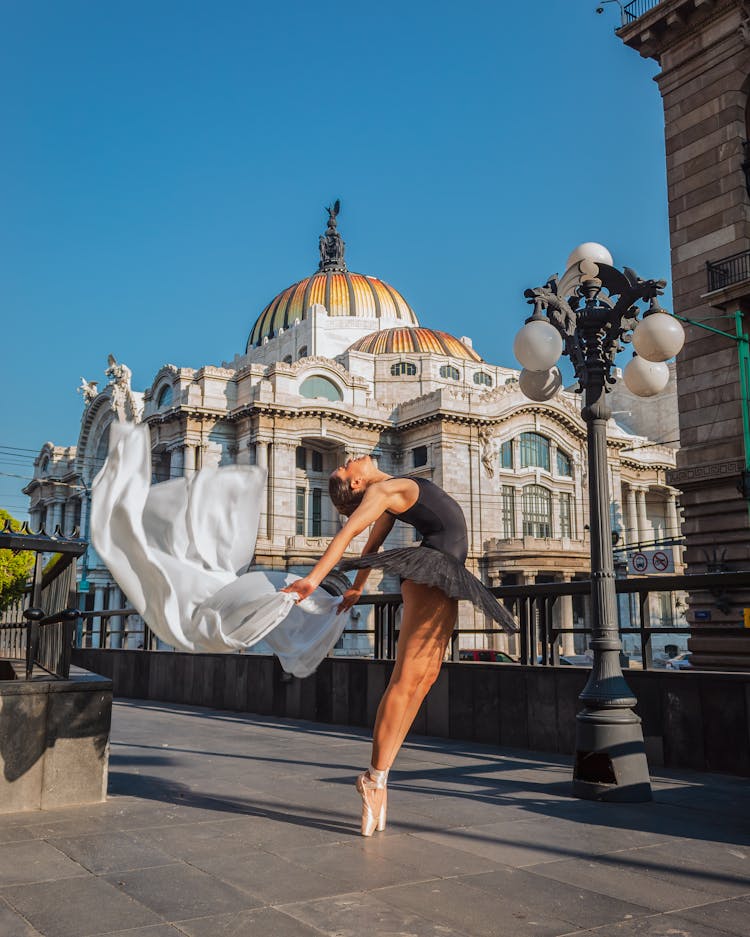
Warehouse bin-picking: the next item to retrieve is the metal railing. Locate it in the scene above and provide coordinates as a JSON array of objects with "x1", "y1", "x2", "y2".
[
  {"x1": 622, "y1": 0, "x2": 662, "y2": 24},
  {"x1": 76, "y1": 570, "x2": 750, "y2": 672},
  {"x1": 707, "y1": 249, "x2": 750, "y2": 293},
  {"x1": 0, "y1": 524, "x2": 86, "y2": 679}
]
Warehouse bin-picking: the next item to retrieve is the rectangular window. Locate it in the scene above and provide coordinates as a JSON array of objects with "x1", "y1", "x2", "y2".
[
  {"x1": 296, "y1": 446, "x2": 306, "y2": 470},
  {"x1": 311, "y1": 450, "x2": 323, "y2": 472},
  {"x1": 560, "y1": 493, "x2": 574, "y2": 538},
  {"x1": 295, "y1": 486, "x2": 306, "y2": 535},
  {"x1": 519, "y1": 432, "x2": 550, "y2": 472},
  {"x1": 501, "y1": 486, "x2": 515, "y2": 538},
  {"x1": 311, "y1": 488, "x2": 322, "y2": 537},
  {"x1": 413, "y1": 445, "x2": 428, "y2": 467},
  {"x1": 556, "y1": 450, "x2": 572, "y2": 477},
  {"x1": 500, "y1": 440, "x2": 513, "y2": 470}
]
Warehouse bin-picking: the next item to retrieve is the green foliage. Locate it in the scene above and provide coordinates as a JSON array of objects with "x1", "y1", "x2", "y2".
[{"x1": 0, "y1": 509, "x2": 35, "y2": 611}]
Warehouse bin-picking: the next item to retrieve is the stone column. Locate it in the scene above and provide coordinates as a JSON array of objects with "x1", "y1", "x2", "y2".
[
  {"x1": 625, "y1": 486, "x2": 637, "y2": 546},
  {"x1": 558, "y1": 576, "x2": 576, "y2": 656},
  {"x1": 513, "y1": 486, "x2": 523, "y2": 539},
  {"x1": 51, "y1": 500, "x2": 64, "y2": 535},
  {"x1": 108, "y1": 587, "x2": 122, "y2": 648},
  {"x1": 256, "y1": 439, "x2": 269, "y2": 540},
  {"x1": 92, "y1": 585, "x2": 106, "y2": 649},
  {"x1": 183, "y1": 444, "x2": 196, "y2": 475},
  {"x1": 666, "y1": 489, "x2": 680, "y2": 541},
  {"x1": 636, "y1": 487, "x2": 649, "y2": 545},
  {"x1": 610, "y1": 467, "x2": 624, "y2": 544}
]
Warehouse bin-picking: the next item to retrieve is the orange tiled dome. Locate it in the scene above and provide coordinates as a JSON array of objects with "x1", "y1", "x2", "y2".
[
  {"x1": 348, "y1": 327, "x2": 482, "y2": 362},
  {"x1": 247, "y1": 271, "x2": 418, "y2": 351}
]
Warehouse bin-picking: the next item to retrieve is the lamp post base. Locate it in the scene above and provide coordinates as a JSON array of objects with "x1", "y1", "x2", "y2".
[{"x1": 573, "y1": 708, "x2": 652, "y2": 802}]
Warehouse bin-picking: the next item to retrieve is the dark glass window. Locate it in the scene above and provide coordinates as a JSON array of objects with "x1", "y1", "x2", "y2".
[
  {"x1": 296, "y1": 487, "x2": 305, "y2": 535},
  {"x1": 311, "y1": 450, "x2": 323, "y2": 472},
  {"x1": 556, "y1": 449, "x2": 572, "y2": 477},
  {"x1": 300, "y1": 376, "x2": 342, "y2": 401},
  {"x1": 520, "y1": 432, "x2": 550, "y2": 471},
  {"x1": 522, "y1": 484, "x2": 552, "y2": 538},
  {"x1": 473, "y1": 371, "x2": 492, "y2": 387},
  {"x1": 311, "y1": 488, "x2": 322, "y2": 537},
  {"x1": 501, "y1": 486, "x2": 515, "y2": 538},
  {"x1": 296, "y1": 446, "x2": 306, "y2": 470},
  {"x1": 156, "y1": 384, "x2": 173, "y2": 408},
  {"x1": 282, "y1": 355, "x2": 293, "y2": 364},
  {"x1": 298, "y1": 346, "x2": 308, "y2": 358},
  {"x1": 412, "y1": 445, "x2": 428, "y2": 467},
  {"x1": 439, "y1": 365, "x2": 460, "y2": 380},
  {"x1": 500, "y1": 440, "x2": 513, "y2": 470},
  {"x1": 560, "y1": 492, "x2": 574, "y2": 538},
  {"x1": 391, "y1": 361, "x2": 417, "y2": 376}
]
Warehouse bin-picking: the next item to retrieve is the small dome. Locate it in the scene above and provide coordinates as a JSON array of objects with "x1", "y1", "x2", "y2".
[
  {"x1": 348, "y1": 327, "x2": 483, "y2": 362},
  {"x1": 246, "y1": 202, "x2": 418, "y2": 351}
]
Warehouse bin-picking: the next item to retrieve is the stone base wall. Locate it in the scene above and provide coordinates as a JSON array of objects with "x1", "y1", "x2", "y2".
[
  {"x1": 72, "y1": 649, "x2": 750, "y2": 778},
  {"x1": 0, "y1": 668, "x2": 112, "y2": 814}
]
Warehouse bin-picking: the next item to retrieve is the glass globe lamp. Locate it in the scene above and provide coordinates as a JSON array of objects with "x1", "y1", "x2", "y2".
[
  {"x1": 519, "y1": 367, "x2": 562, "y2": 402},
  {"x1": 566, "y1": 242, "x2": 613, "y2": 271},
  {"x1": 623, "y1": 356, "x2": 670, "y2": 397},
  {"x1": 632, "y1": 312, "x2": 685, "y2": 362},
  {"x1": 513, "y1": 319, "x2": 563, "y2": 372}
]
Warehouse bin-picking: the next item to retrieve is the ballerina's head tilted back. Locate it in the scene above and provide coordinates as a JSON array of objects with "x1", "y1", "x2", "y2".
[{"x1": 328, "y1": 454, "x2": 389, "y2": 517}]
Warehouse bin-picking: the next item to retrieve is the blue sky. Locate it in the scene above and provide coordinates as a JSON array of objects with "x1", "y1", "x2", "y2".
[{"x1": 0, "y1": 1, "x2": 666, "y2": 519}]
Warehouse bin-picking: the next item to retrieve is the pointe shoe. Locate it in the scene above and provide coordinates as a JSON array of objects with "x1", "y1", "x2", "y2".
[{"x1": 356, "y1": 772, "x2": 387, "y2": 836}]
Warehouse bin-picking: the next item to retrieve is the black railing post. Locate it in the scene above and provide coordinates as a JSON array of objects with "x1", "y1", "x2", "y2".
[{"x1": 22, "y1": 607, "x2": 44, "y2": 679}]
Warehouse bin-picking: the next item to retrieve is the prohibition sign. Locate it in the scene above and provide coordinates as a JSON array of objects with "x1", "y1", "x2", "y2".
[
  {"x1": 632, "y1": 552, "x2": 648, "y2": 573},
  {"x1": 653, "y1": 551, "x2": 669, "y2": 572}
]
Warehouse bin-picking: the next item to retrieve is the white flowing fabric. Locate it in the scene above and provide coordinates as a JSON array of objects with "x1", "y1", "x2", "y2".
[{"x1": 91, "y1": 422, "x2": 345, "y2": 678}]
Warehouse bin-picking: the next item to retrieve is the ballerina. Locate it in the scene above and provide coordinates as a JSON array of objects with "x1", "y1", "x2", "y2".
[{"x1": 281, "y1": 455, "x2": 517, "y2": 836}]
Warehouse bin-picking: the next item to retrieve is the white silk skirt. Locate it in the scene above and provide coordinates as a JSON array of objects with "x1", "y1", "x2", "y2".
[{"x1": 91, "y1": 422, "x2": 345, "y2": 678}]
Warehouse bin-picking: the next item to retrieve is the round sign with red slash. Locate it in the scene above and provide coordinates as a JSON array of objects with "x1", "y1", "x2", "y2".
[
  {"x1": 632, "y1": 552, "x2": 648, "y2": 573},
  {"x1": 652, "y1": 551, "x2": 669, "y2": 571}
]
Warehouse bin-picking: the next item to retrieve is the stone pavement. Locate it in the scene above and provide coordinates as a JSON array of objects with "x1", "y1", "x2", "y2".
[{"x1": 1, "y1": 700, "x2": 749, "y2": 937}]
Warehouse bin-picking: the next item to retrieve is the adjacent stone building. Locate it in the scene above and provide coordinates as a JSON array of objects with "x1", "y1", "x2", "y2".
[
  {"x1": 24, "y1": 207, "x2": 681, "y2": 659},
  {"x1": 618, "y1": 0, "x2": 750, "y2": 668}
]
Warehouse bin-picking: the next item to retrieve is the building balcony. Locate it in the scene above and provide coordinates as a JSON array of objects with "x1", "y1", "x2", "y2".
[
  {"x1": 706, "y1": 249, "x2": 750, "y2": 297},
  {"x1": 617, "y1": 0, "x2": 719, "y2": 59}
]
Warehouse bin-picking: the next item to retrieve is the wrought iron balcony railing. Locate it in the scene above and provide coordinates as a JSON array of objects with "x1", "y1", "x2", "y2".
[
  {"x1": 706, "y1": 249, "x2": 750, "y2": 293},
  {"x1": 622, "y1": 0, "x2": 662, "y2": 23}
]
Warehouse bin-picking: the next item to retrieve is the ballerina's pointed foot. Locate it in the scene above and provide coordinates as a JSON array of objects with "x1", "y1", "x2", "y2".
[{"x1": 356, "y1": 772, "x2": 387, "y2": 837}]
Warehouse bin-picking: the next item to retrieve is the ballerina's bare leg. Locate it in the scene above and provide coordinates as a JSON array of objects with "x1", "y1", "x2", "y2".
[{"x1": 370, "y1": 580, "x2": 458, "y2": 771}]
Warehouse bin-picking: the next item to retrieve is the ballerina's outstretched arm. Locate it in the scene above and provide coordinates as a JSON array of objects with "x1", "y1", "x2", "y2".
[{"x1": 280, "y1": 485, "x2": 392, "y2": 604}]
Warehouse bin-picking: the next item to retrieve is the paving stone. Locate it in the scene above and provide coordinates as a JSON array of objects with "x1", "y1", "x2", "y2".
[
  {"x1": 279, "y1": 891, "x2": 471, "y2": 937},
  {"x1": 103, "y1": 863, "x2": 262, "y2": 920},
  {"x1": 665, "y1": 896, "x2": 750, "y2": 936},
  {"x1": 374, "y1": 876, "x2": 574, "y2": 937},
  {"x1": 103, "y1": 927, "x2": 186, "y2": 937},
  {"x1": 0, "y1": 897, "x2": 43, "y2": 937},
  {"x1": 190, "y1": 848, "x2": 349, "y2": 905},
  {"x1": 571, "y1": 911, "x2": 749, "y2": 936},
  {"x1": 0, "y1": 840, "x2": 87, "y2": 887},
  {"x1": 0, "y1": 876, "x2": 161, "y2": 937},
  {"x1": 348, "y1": 831, "x2": 510, "y2": 877},
  {"x1": 48, "y1": 830, "x2": 175, "y2": 874},
  {"x1": 174, "y1": 907, "x2": 327, "y2": 937},
  {"x1": 526, "y1": 854, "x2": 728, "y2": 912}
]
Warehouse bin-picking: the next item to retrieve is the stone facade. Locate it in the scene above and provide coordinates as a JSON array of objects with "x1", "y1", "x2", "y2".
[
  {"x1": 618, "y1": 0, "x2": 750, "y2": 669},
  {"x1": 24, "y1": 215, "x2": 682, "y2": 660}
]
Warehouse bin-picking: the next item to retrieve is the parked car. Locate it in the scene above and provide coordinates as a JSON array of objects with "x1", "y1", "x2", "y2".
[
  {"x1": 459, "y1": 649, "x2": 516, "y2": 663},
  {"x1": 665, "y1": 652, "x2": 693, "y2": 670}
]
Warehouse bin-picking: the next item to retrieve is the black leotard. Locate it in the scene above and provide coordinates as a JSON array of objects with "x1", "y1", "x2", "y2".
[{"x1": 387, "y1": 477, "x2": 468, "y2": 563}]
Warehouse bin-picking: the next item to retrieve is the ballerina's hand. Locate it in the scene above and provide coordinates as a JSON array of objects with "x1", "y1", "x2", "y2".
[
  {"x1": 281, "y1": 577, "x2": 317, "y2": 603},
  {"x1": 336, "y1": 587, "x2": 362, "y2": 615}
]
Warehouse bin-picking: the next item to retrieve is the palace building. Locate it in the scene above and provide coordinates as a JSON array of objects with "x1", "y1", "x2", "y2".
[{"x1": 24, "y1": 205, "x2": 681, "y2": 658}]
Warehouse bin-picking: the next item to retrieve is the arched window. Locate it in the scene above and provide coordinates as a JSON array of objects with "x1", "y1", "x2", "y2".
[
  {"x1": 390, "y1": 361, "x2": 417, "y2": 376},
  {"x1": 40, "y1": 456, "x2": 49, "y2": 474},
  {"x1": 440, "y1": 365, "x2": 460, "y2": 381},
  {"x1": 282, "y1": 355, "x2": 293, "y2": 365},
  {"x1": 473, "y1": 371, "x2": 493, "y2": 387},
  {"x1": 156, "y1": 384, "x2": 173, "y2": 408},
  {"x1": 523, "y1": 485, "x2": 552, "y2": 538},
  {"x1": 520, "y1": 432, "x2": 550, "y2": 471},
  {"x1": 556, "y1": 449, "x2": 572, "y2": 477},
  {"x1": 299, "y1": 375, "x2": 342, "y2": 401},
  {"x1": 298, "y1": 346, "x2": 308, "y2": 359}
]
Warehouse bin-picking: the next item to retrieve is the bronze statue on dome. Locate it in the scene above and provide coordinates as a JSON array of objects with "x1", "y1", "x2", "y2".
[{"x1": 318, "y1": 199, "x2": 347, "y2": 272}]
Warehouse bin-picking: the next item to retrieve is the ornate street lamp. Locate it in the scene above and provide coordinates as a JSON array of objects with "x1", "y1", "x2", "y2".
[{"x1": 514, "y1": 244, "x2": 684, "y2": 802}]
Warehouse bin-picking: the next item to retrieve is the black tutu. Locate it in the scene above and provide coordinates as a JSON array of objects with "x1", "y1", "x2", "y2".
[{"x1": 339, "y1": 546, "x2": 518, "y2": 634}]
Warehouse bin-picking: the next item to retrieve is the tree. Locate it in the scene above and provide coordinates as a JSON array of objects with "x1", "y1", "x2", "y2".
[{"x1": 0, "y1": 509, "x2": 35, "y2": 611}]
